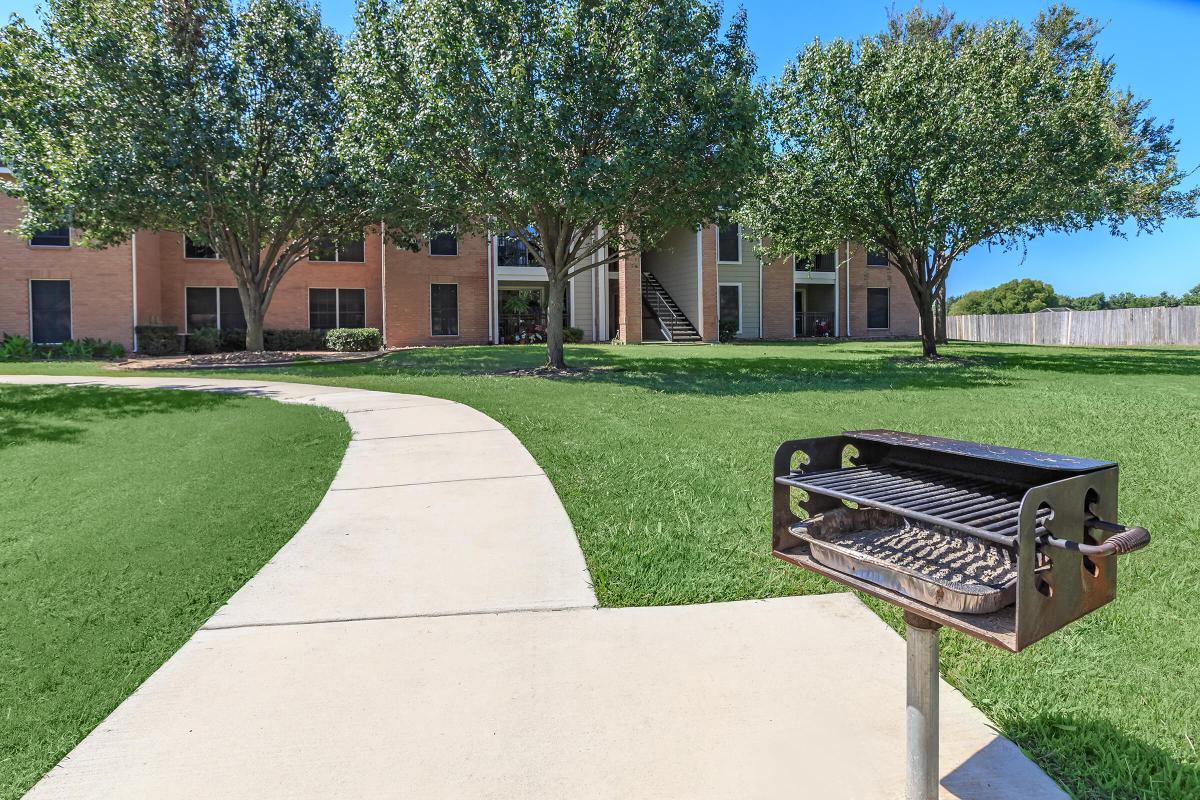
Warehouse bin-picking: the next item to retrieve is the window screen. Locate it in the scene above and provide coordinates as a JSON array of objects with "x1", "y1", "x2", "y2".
[
  {"x1": 717, "y1": 223, "x2": 740, "y2": 262},
  {"x1": 219, "y1": 288, "x2": 246, "y2": 330},
  {"x1": 719, "y1": 285, "x2": 741, "y2": 331},
  {"x1": 338, "y1": 238, "x2": 365, "y2": 262},
  {"x1": 30, "y1": 280, "x2": 71, "y2": 343},
  {"x1": 338, "y1": 289, "x2": 366, "y2": 328},
  {"x1": 867, "y1": 250, "x2": 889, "y2": 267},
  {"x1": 867, "y1": 288, "x2": 890, "y2": 329},
  {"x1": 429, "y1": 231, "x2": 458, "y2": 256},
  {"x1": 185, "y1": 287, "x2": 218, "y2": 332},
  {"x1": 31, "y1": 227, "x2": 70, "y2": 247},
  {"x1": 309, "y1": 288, "x2": 338, "y2": 330},
  {"x1": 430, "y1": 284, "x2": 458, "y2": 336},
  {"x1": 185, "y1": 236, "x2": 218, "y2": 259}
]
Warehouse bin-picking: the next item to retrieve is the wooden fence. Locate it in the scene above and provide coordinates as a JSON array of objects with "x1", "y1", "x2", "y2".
[{"x1": 948, "y1": 306, "x2": 1200, "y2": 347}]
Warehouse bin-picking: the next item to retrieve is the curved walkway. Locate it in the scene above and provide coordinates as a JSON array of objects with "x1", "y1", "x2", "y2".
[{"x1": 3, "y1": 376, "x2": 1065, "y2": 800}]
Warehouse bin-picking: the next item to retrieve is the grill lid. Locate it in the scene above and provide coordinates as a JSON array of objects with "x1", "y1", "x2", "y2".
[{"x1": 845, "y1": 430, "x2": 1116, "y2": 473}]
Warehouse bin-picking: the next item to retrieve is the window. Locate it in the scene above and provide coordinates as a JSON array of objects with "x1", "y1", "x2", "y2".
[
  {"x1": 497, "y1": 230, "x2": 533, "y2": 266},
  {"x1": 795, "y1": 252, "x2": 836, "y2": 271},
  {"x1": 30, "y1": 280, "x2": 71, "y2": 343},
  {"x1": 717, "y1": 222, "x2": 741, "y2": 263},
  {"x1": 867, "y1": 250, "x2": 890, "y2": 267},
  {"x1": 719, "y1": 284, "x2": 742, "y2": 334},
  {"x1": 308, "y1": 288, "x2": 365, "y2": 329},
  {"x1": 429, "y1": 229, "x2": 458, "y2": 256},
  {"x1": 30, "y1": 227, "x2": 70, "y2": 247},
  {"x1": 430, "y1": 283, "x2": 458, "y2": 336},
  {"x1": 310, "y1": 236, "x2": 365, "y2": 263},
  {"x1": 185, "y1": 287, "x2": 245, "y2": 332},
  {"x1": 185, "y1": 236, "x2": 218, "y2": 259},
  {"x1": 867, "y1": 288, "x2": 890, "y2": 330}
]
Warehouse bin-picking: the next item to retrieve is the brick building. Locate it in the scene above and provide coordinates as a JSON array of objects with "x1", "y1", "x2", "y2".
[{"x1": 1, "y1": 172, "x2": 919, "y2": 350}]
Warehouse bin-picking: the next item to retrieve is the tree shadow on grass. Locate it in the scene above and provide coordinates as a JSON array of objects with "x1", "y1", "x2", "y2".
[
  {"x1": 956, "y1": 343, "x2": 1200, "y2": 377},
  {"x1": 991, "y1": 713, "x2": 1200, "y2": 800},
  {"x1": 0, "y1": 386, "x2": 232, "y2": 451},
  {"x1": 282, "y1": 344, "x2": 1010, "y2": 397}
]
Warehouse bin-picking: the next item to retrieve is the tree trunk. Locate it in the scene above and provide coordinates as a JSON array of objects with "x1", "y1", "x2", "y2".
[
  {"x1": 245, "y1": 306, "x2": 266, "y2": 352},
  {"x1": 545, "y1": 273, "x2": 567, "y2": 370},
  {"x1": 917, "y1": 292, "x2": 939, "y2": 358},
  {"x1": 935, "y1": 284, "x2": 948, "y2": 344}
]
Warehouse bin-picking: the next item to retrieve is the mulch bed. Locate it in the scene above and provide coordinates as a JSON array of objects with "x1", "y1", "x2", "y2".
[{"x1": 109, "y1": 350, "x2": 385, "y2": 371}]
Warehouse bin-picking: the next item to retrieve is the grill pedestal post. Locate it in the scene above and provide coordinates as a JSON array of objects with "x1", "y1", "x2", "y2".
[{"x1": 905, "y1": 612, "x2": 941, "y2": 800}]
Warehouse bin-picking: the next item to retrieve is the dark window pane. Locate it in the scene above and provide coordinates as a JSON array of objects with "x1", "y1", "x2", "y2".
[
  {"x1": 309, "y1": 237, "x2": 337, "y2": 261},
  {"x1": 31, "y1": 227, "x2": 70, "y2": 247},
  {"x1": 718, "y1": 223, "x2": 740, "y2": 262},
  {"x1": 867, "y1": 288, "x2": 890, "y2": 329},
  {"x1": 719, "y1": 285, "x2": 740, "y2": 328},
  {"x1": 795, "y1": 255, "x2": 810, "y2": 270},
  {"x1": 867, "y1": 250, "x2": 889, "y2": 267},
  {"x1": 185, "y1": 236, "x2": 217, "y2": 259},
  {"x1": 30, "y1": 280, "x2": 71, "y2": 343},
  {"x1": 429, "y1": 231, "x2": 457, "y2": 256},
  {"x1": 219, "y1": 287, "x2": 246, "y2": 330},
  {"x1": 186, "y1": 287, "x2": 218, "y2": 332},
  {"x1": 814, "y1": 252, "x2": 835, "y2": 271},
  {"x1": 498, "y1": 232, "x2": 531, "y2": 266},
  {"x1": 309, "y1": 288, "x2": 338, "y2": 330},
  {"x1": 338, "y1": 289, "x2": 366, "y2": 328},
  {"x1": 430, "y1": 283, "x2": 458, "y2": 336},
  {"x1": 338, "y1": 237, "x2": 365, "y2": 262}
]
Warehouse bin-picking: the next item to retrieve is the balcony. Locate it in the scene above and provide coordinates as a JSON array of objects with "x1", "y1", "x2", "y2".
[
  {"x1": 796, "y1": 311, "x2": 836, "y2": 338},
  {"x1": 795, "y1": 253, "x2": 836, "y2": 284}
]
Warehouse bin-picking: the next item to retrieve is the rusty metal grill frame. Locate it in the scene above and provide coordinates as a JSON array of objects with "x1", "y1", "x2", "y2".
[{"x1": 771, "y1": 430, "x2": 1146, "y2": 652}]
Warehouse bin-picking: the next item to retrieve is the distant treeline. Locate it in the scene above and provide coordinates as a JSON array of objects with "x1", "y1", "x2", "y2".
[{"x1": 948, "y1": 279, "x2": 1200, "y2": 316}]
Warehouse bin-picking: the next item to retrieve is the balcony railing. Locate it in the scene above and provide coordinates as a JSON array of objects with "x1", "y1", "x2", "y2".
[
  {"x1": 795, "y1": 311, "x2": 835, "y2": 338},
  {"x1": 499, "y1": 313, "x2": 547, "y2": 344}
]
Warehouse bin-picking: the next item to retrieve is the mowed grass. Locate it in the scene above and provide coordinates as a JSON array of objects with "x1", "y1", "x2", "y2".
[
  {"x1": 3, "y1": 340, "x2": 1198, "y2": 798},
  {"x1": 0, "y1": 385, "x2": 348, "y2": 800}
]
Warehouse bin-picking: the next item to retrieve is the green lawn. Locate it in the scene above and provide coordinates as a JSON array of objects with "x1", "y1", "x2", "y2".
[
  {"x1": 3, "y1": 341, "x2": 1198, "y2": 799},
  {"x1": 0, "y1": 385, "x2": 348, "y2": 800}
]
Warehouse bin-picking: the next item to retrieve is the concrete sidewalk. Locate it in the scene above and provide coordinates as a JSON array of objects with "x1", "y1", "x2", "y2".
[{"x1": 3, "y1": 376, "x2": 1066, "y2": 800}]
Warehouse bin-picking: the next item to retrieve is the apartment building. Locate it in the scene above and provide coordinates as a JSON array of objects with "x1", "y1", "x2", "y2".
[{"x1": 1, "y1": 177, "x2": 919, "y2": 350}]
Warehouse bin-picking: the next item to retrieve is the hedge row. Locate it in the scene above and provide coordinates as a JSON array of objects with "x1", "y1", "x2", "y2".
[{"x1": 135, "y1": 325, "x2": 381, "y2": 355}]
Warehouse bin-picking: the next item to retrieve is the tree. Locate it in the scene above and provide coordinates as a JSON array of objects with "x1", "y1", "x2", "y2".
[
  {"x1": 341, "y1": 0, "x2": 764, "y2": 368},
  {"x1": 0, "y1": 0, "x2": 404, "y2": 351},
  {"x1": 1182, "y1": 284, "x2": 1200, "y2": 306},
  {"x1": 948, "y1": 279, "x2": 1061, "y2": 315},
  {"x1": 743, "y1": 6, "x2": 1198, "y2": 357}
]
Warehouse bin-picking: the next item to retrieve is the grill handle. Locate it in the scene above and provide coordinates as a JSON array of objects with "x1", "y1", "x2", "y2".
[{"x1": 1040, "y1": 516, "x2": 1151, "y2": 556}]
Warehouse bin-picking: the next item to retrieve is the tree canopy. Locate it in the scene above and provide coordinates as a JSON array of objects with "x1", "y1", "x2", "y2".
[
  {"x1": 341, "y1": 0, "x2": 764, "y2": 367},
  {"x1": 743, "y1": 5, "x2": 1198, "y2": 356},
  {"x1": 949, "y1": 279, "x2": 1200, "y2": 315},
  {"x1": 0, "y1": 0, "x2": 404, "y2": 350}
]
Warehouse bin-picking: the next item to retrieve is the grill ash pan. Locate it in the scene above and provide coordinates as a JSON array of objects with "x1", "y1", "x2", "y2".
[{"x1": 794, "y1": 508, "x2": 1019, "y2": 614}]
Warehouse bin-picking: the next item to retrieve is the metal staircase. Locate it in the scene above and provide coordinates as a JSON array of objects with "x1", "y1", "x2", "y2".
[{"x1": 641, "y1": 272, "x2": 702, "y2": 342}]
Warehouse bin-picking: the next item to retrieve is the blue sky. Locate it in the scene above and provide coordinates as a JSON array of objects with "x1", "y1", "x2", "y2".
[{"x1": 6, "y1": 0, "x2": 1198, "y2": 297}]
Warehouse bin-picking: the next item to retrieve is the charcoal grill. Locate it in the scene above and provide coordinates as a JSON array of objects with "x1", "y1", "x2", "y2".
[{"x1": 771, "y1": 430, "x2": 1150, "y2": 799}]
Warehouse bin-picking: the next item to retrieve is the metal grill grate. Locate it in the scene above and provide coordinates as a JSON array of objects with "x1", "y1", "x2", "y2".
[{"x1": 778, "y1": 464, "x2": 1052, "y2": 548}]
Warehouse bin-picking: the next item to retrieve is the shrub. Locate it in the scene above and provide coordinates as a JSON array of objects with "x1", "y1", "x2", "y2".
[
  {"x1": 186, "y1": 326, "x2": 220, "y2": 355},
  {"x1": 718, "y1": 319, "x2": 738, "y2": 342},
  {"x1": 263, "y1": 328, "x2": 327, "y2": 351},
  {"x1": 135, "y1": 324, "x2": 178, "y2": 356},
  {"x1": 0, "y1": 334, "x2": 36, "y2": 361},
  {"x1": 564, "y1": 326, "x2": 584, "y2": 344},
  {"x1": 219, "y1": 328, "x2": 247, "y2": 352},
  {"x1": 324, "y1": 327, "x2": 381, "y2": 352},
  {"x1": 59, "y1": 339, "x2": 96, "y2": 359}
]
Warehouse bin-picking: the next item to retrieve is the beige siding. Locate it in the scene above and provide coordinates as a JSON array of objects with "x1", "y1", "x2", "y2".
[
  {"x1": 643, "y1": 227, "x2": 699, "y2": 326},
  {"x1": 716, "y1": 225, "x2": 761, "y2": 338}
]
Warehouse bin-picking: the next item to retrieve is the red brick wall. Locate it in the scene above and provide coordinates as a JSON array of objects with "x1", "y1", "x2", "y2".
[
  {"x1": 156, "y1": 231, "x2": 384, "y2": 333},
  {"x1": 761, "y1": 254, "x2": 794, "y2": 339},
  {"x1": 0, "y1": 188, "x2": 135, "y2": 348},
  {"x1": 383, "y1": 234, "x2": 490, "y2": 347},
  {"x1": 699, "y1": 226, "x2": 718, "y2": 341},
  {"x1": 134, "y1": 231, "x2": 163, "y2": 327},
  {"x1": 843, "y1": 244, "x2": 920, "y2": 338},
  {"x1": 616, "y1": 246, "x2": 642, "y2": 343}
]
